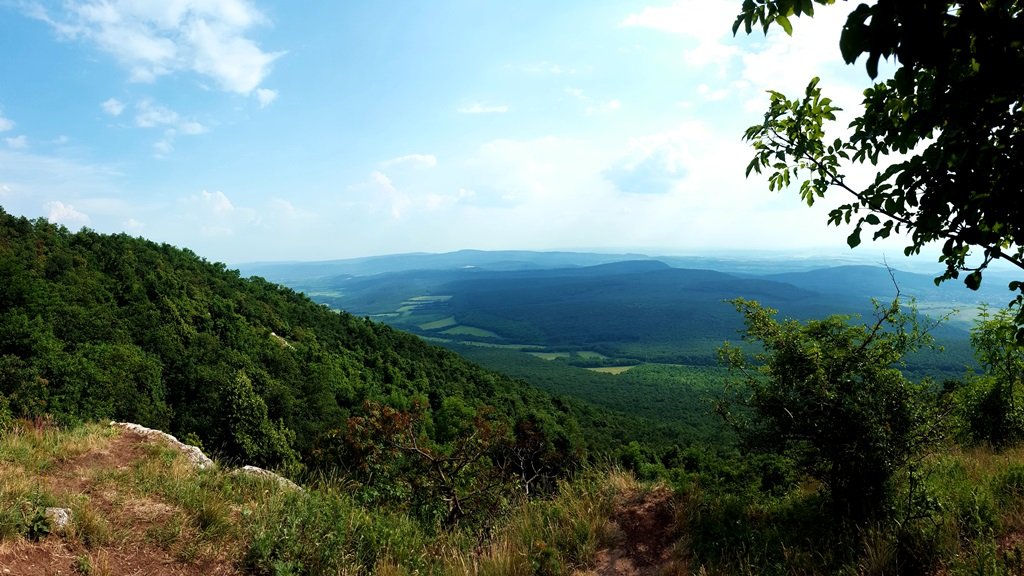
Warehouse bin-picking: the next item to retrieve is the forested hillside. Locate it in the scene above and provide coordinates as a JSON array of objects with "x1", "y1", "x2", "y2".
[{"x1": 0, "y1": 208, "x2": 584, "y2": 509}]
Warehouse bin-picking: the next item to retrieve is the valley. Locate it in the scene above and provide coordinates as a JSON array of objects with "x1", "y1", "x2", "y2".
[{"x1": 240, "y1": 250, "x2": 995, "y2": 453}]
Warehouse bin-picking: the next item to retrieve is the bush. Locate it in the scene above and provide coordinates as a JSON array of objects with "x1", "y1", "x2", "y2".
[{"x1": 718, "y1": 298, "x2": 941, "y2": 522}]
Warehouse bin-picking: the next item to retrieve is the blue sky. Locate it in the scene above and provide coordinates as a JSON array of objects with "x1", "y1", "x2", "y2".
[{"x1": 0, "y1": 0, "x2": 901, "y2": 264}]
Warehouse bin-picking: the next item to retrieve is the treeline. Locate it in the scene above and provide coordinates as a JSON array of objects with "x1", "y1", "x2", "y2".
[{"x1": 0, "y1": 207, "x2": 583, "y2": 523}]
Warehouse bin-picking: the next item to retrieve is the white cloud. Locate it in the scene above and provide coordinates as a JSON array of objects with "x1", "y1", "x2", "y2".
[
  {"x1": 621, "y1": 0, "x2": 739, "y2": 67},
  {"x1": 186, "y1": 17, "x2": 281, "y2": 94},
  {"x1": 201, "y1": 225, "x2": 234, "y2": 237},
  {"x1": 367, "y1": 171, "x2": 410, "y2": 219},
  {"x1": 457, "y1": 103, "x2": 509, "y2": 115},
  {"x1": 697, "y1": 83, "x2": 731, "y2": 101},
  {"x1": 133, "y1": 100, "x2": 207, "y2": 155},
  {"x1": 201, "y1": 190, "x2": 235, "y2": 214},
  {"x1": 607, "y1": 135, "x2": 690, "y2": 195},
  {"x1": 424, "y1": 187, "x2": 476, "y2": 211},
  {"x1": 255, "y1": 88, "x2": 278, "y2": 108},
  {"x1": 0, "y1": 149, "x2": 123, "y2": 204},
  {"x1": 178, "y1": 189, "x2": 258, "y2": 237},
  {"x1": 428, "y1": 122, "x2": 872, "y2": 254},
  {"x1": 178, "y1": 121, "x2": 208, "y2": 135},
  {"x1": 153, "y1": 133, "x2": 175, "y2": 156},
  {"x1": 5, "y1": 136, "x2": 28, "y2": 149},
  {"x1": 39, "y1": 0, "x2": 283, "y2": 94},
  {"x1": 123, "y1": 217, "x2": 144, "y2": 231},
  {"x1": 267, "y1": 198, "x2": 307, "y2": 220},
  {"x1": 380, "y1": 154, "x2": 438, "y2": 169},
  {"x1": 0, "y1": 114, "x2": 13, "y2": 132},
  {"x1": 44, "y1": 200, "x2": 90, "y2": 227},
  {"x1": 522, "y1": 61, "x2": 567, "y2": 75},
  {"x1": 101, "y1": 97, "x2": 125, "y2": 116},
  {"x1": 564, "y1": 88, "x2": 621, "y2": 115},
  {"x1": 737, "y1": 9, "x2": 868, "y2": 115},
  {"x1": 586, "y1": 99, "x2": 622, "y2": 115},
  {"x1": 134, "y1": 99, "x2": 179, "y2": 127}
]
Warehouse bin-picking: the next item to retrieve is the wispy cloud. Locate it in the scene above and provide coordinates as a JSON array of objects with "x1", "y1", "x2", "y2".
[
  {"x1": 620, "y1": 0, "x2": 739, "y2": 67},
  {"x1": 134, "y1": 100, "x2": 179, "y2": 127},
  {"x1": 368, "y1": 171, "x2": 410, "y2": 219},
  {"x1": 380, "y1": 154, "x2": 437, "y2": 169},
  {"x1": 564, "y1": 88, "x2": 621, "y2": 115},
  {"x1": 132, "y1": 100, "x2": 208, "y2": 156},
  {"x1": 696, "y1": 83, "x2": 731, "y2": 102},
  {"x1": 586, "y1": 99, "x2": 621, "y2": 115},
  {"x1": 35, "y1": 0, "x2": 283, "y2": 95},
  {"x1": 5, "y1": 135, "x2": 28, "y2": 149},
  {"x1": 522, "y1": 61, "x2": 568, "y2": 75},
  {"x1": 101, "y1": 97, "x2": 125, "y2": 116},
  {"x1": 457, "y1": 103, "x2": 509, "y2": 115},
  {"x1": 0, "y1": 112, "x2": 14, "y2": 132},
  {"x1": 255, "y1": 88, "x2": 278, "y2": 108},
  {"x1": 180, "y1": 189, "x2": 259, "y2": 237}
]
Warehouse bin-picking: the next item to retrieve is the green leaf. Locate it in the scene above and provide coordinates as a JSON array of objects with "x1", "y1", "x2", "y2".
[
  {"x1": 965, "y1": 271, "x2": 982, "y2": 291},
  {"x1": 775, "y1": 14, "x2": 793, "y2": 36},
  {"x1": 867, "y1": 52, "x2": 880, "y2": 80},
  {"x1": 840, "y1": 5, "x2": 871, "y2": 64},
  {"x1": 864, "y1": 214, "x2": 880, "y2": 225},
  {"x1": 847, "y1": 227, "x2": 862, "y2": 248}
]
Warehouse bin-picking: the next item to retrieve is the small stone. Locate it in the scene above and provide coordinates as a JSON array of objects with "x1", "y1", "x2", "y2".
[{"x1": 44, "y1": 507, "x2": 72, "y2": 532}]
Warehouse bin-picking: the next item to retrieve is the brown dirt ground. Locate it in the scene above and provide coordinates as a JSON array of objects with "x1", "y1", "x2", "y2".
[
  {"x1": 578, "y1": 485, "x2": 689, "y2": 576},
  {"x1": 0, "y1": 429, "x2": 239, "y2": 576}
]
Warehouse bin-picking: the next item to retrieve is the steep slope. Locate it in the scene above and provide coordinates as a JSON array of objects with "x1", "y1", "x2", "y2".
[{"x1": 0, "y1": 207, "x2": 582, "y2": 480}]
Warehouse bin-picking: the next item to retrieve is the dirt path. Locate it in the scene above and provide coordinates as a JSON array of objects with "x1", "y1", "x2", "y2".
[
  {"x1": 579, "y1": 485, "x2": 689, "y2": 576},
  {"x1": 0, "y1": 428, "x2": 238, "y2": 576}
]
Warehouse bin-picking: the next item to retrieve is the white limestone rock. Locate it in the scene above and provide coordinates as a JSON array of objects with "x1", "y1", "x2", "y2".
[
  {"x1": 110, "y1": 421, "x2": 215, "y2": 470},
  {"x1": 233, "y1": 465, "x2": 303, "y2": 491},
  {"x1": 44, "y1": 507, "x2": 71, "y2": 532}
]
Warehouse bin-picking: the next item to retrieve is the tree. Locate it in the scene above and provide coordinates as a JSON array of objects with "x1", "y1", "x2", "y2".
[
  {"x1": 736, "y1": 0, "x2": 1024, "y2": 337},
  {"x1": 959, "y1": 307, "x2": 1024, "y2": 446},
  {"x1": 346, "y1": 400, "x2": 514, "y2": 527},
  {"x1": 718, "y1": 298, "x2": 939, "y2": 521},
  {"x1": 224, "y1": 370, "x2": 302, "y2": 475}
]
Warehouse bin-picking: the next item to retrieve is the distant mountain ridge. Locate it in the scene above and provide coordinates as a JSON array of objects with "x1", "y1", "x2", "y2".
[
  {"x1": 244, "y1": 251, "x2": 978, "y2": 377},
  {"x1": 238, "y1": 249, "x2": 657, "y2": 282}
]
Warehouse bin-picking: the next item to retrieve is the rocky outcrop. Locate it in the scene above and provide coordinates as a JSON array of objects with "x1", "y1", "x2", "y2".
[
  {"x1": 232, "y1": 465, "x2": 303, "y2": 491},
  {"x1": 110, "y1": 422, "x2": 214, "y2": 470},
  {"x1": 109, "y1": 421, "x2": 301, "y2": 491}
]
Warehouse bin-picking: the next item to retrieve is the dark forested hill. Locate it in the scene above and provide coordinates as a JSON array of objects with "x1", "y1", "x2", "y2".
[
  {"x1": 0, "y1": 208, "x2": 584, "y2": 481},
  {"x1": 279, "y1": 258, "x2": 973, "y2": 369}
]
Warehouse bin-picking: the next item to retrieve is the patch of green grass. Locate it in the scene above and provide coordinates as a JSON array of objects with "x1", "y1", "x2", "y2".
[
  {"x1": 407, "y1": 295, "x2": 453, "y2": 302},
  {"x1": 418, "y1": 316, "x2": 458, "y2": 330},
  {"x1": 529, "y1": 352, "x2": 571, "y2": 361},
  {"x1": 442, "y1": 325, "x2": 500, "y2": 338},
  {"x1": 586, "y1": 366, "x2": 635, "y2": 374}
]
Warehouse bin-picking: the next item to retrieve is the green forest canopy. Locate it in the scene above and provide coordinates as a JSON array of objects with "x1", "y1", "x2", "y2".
[{"x1": 0, "y1": 207, "x2": 584, "y2": 493}]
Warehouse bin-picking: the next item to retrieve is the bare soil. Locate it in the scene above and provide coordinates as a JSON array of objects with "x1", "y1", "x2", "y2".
[
  {"x1": 579, "y1": 485, "x2": 689, "y2": 576},
  {"x1": 0, "y1": 429, "x2": 239, "y2": 576}
]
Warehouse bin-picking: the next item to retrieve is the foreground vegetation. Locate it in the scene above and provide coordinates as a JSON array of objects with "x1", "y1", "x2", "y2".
[
  {"x1": 0, "y1": 421, "x2": 648, "y2": 575},
  {"x1": 7, "y1": 419, "x2": 1024, "y2": 575},
  {"x1": 4, "y1": 207, "x2": 1024, "y2": 574}
]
